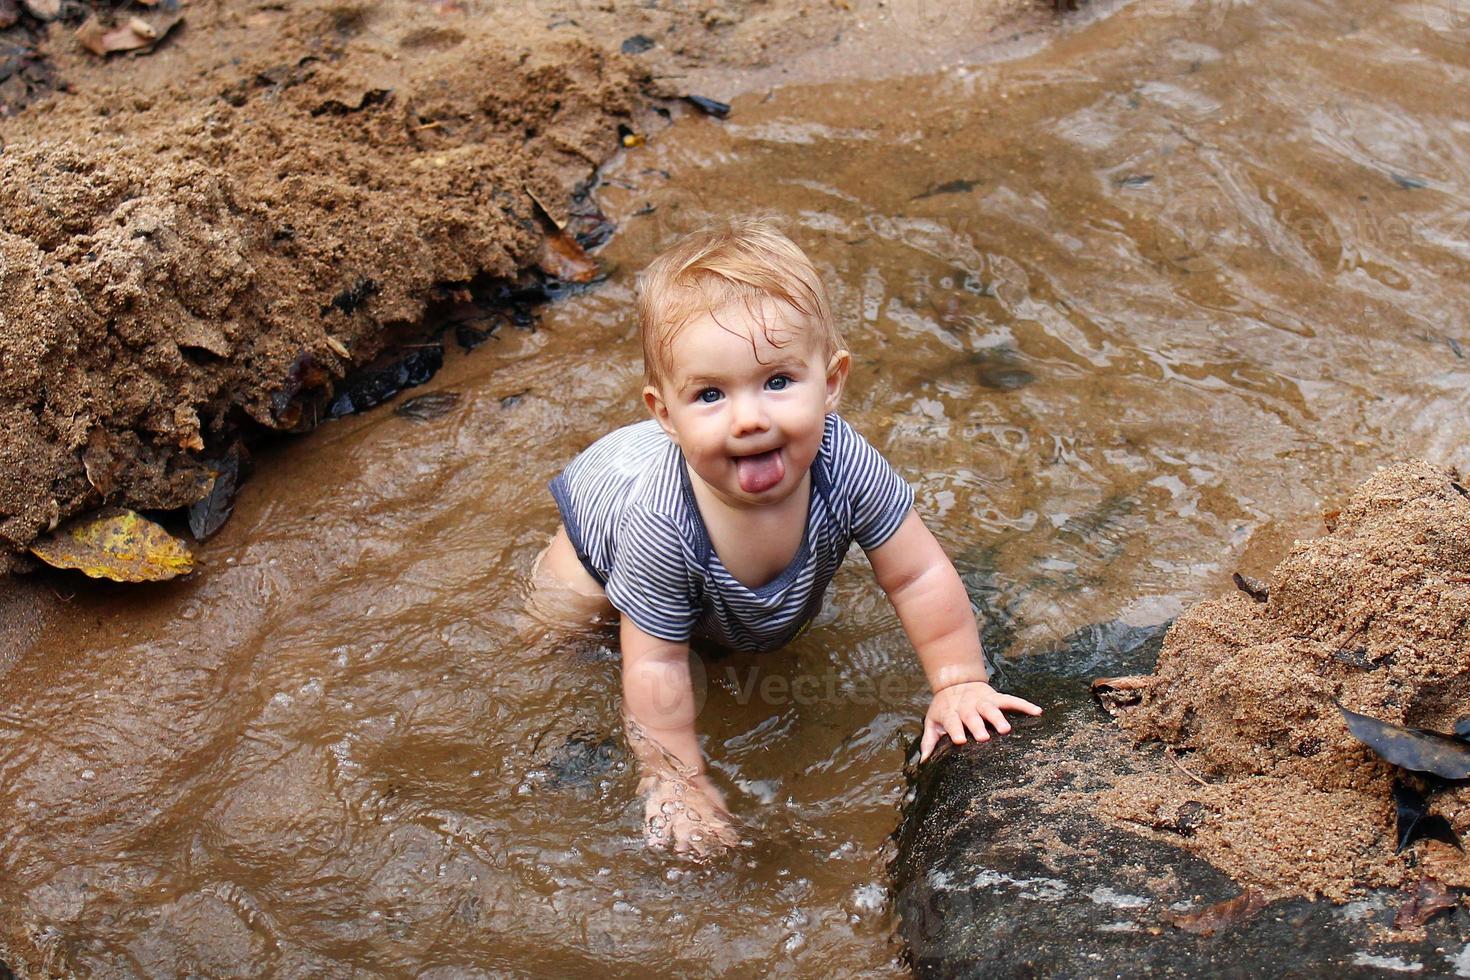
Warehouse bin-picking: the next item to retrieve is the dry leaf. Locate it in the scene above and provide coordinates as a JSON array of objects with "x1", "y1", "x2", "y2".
[
  {"x1": 523, "y1": 183, "x2": 566, "y2": 229},
  {"x1": 1162, "y1": 889, "x2": 1268, "y2": 936},
  {"x1": 536, "y1": 227, "x2": 598, "y2": 283},
  {"x1": 1341, "y1": 705, "x2": 1470, "y2": 781},
  {"x1": 77, "y1": 12, "x2": 184, "y2": 57},
  {"x1": 1090, "y1": 674, "x2": 1156, "y2": 716},
  {"x1": 188, "y1": 449, "x2": 240, "y2": 541},
  {"x1": 1394, "y1": 878, "x2": 1459, "y2": 929},
  {"x1": 30, "y1": 507, "x2": 195, "y2": 582},
  {"x1": 76, "y1": 16, "x2": 110, "y2": 56}
]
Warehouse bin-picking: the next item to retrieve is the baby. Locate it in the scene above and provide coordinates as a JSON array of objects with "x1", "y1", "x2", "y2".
[{"x1": 535, "y1": 217, "x2": 1041, "y2": 855}]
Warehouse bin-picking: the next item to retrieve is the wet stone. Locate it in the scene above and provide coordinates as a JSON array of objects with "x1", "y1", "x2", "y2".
[
  {"x1": 891, "y1": 623, "x2": 1470, "y2": 977},
  {"x1": 547, "y1": 733, "x2": 624, "y2": 791}
]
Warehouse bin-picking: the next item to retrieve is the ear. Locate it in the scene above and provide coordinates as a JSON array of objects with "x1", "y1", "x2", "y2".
[
  {"x1": 823, "y1": 349, "x2": 851, "y2": 412},
  {"x1": 643, "y1": 383, "x2": 678, "y2": 441}
]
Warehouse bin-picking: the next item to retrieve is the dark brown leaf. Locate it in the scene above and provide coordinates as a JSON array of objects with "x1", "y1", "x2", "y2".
[
  {"x1": 188, "y1": 448, "x2": 241, "y2": 541},
  {"x1": 1394, "y1": 878, "x2": 1459, "y2": 929},
  {"x1": 1162, "y1": 889, "x2": 1268, "y2": 936},
  {"x1": 1340, "y1": 705, "x2": 1470, "y2": 780}
]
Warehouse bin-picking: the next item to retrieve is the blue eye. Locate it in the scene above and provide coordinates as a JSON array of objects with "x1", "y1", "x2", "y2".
[
  {"x1": 766, "y1": 374, "x2": 792, "y2": 391},
  {"x1": 698, "y1": 388, "x2": 723, "y2": 403}
]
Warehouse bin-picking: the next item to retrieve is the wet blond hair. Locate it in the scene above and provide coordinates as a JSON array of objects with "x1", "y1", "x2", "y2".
[{"x1": 636, "y1": 216, "x2": 841, "y2": 388}]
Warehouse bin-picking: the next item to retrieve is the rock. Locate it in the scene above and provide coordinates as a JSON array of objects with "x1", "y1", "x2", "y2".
[{"x1": 891, "y1": 621, "x2": 1470, "y2": 976}]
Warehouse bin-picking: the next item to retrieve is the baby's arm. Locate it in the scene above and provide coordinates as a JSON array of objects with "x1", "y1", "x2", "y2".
[
  {"x1": 620, "y1": 616, "x2": 740, "y2": 855},
  {"x1": 867, "y1": 510, "x2": 1042, "y2": 761}
]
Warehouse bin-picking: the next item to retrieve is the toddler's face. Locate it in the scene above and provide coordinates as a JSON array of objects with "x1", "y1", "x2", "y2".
[{"x1": 644, "y1": 297, "x2": 849, "y2": 511}]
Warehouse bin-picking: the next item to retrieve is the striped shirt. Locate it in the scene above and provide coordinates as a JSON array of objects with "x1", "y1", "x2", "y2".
[{"x1": 548, "y1": 413, "x2": 914, "y2": 653}]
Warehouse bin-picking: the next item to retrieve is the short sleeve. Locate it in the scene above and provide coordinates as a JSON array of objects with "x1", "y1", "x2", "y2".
[
  {"x1": 603, "y1": 507, "x2": 702, "y2": 643},
  {"x1": 830, "y1": 416, "x2": 915, "y2": 551}
]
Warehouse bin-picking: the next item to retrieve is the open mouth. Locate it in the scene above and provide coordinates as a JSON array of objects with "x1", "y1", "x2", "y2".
[{"x1": 733, "y1": 448, "x2": 785, "y2": 494}]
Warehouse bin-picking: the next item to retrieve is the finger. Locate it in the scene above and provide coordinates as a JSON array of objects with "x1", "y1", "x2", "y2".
[
  {"x1": 962, "y1": 708, "x2": 992, "y2": 741},
  {"x1": 943, "y1": 713, "x2": 967, "y2": 746},
  {"x1": 920, "y1": 723, "x2": 938, "y2": 762},
  {"x1": 999, "y1": 694, "x2": 1044, "y2": 715},
  {"x1": 980, "y1": 705, "x2": 1011, "y2": 735}
]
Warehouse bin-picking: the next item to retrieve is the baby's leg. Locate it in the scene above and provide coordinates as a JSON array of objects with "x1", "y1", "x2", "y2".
[{"x1": 525, "y1": 524, "x2": 615, "y2": 629}]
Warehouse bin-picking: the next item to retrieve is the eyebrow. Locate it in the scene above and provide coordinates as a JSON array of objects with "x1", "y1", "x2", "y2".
[{"x1": 678, "y1": 359, "x2": 807, "y2": 394}]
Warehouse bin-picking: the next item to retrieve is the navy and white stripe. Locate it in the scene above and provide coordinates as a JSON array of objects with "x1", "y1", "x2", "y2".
[{"x1": 548, "y1": 413, "x2": 914, "y2": 653}]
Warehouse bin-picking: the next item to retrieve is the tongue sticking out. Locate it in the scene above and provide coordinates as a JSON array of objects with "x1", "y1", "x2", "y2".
[{"x1": 735, "y1": 449, "x2": 785, "y2": 494}]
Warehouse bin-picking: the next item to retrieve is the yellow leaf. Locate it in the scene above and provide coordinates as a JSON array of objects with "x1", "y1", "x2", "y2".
[{"x1": 29, "y1": 507, "x2": 195, "y2": 582}]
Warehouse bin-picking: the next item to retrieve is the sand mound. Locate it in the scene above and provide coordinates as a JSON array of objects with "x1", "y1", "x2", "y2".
[
  {"x1": 1102, "y1": 459, "x2": 1470, "y2": 901},
  {"x1": 0, "y1": 1, "x2": 644, "y2": 573}
]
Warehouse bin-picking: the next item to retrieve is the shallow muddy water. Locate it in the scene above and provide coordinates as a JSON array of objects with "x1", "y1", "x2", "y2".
[{"x1": 5, "y1": 0, "x2": 1470, "y2": 974}]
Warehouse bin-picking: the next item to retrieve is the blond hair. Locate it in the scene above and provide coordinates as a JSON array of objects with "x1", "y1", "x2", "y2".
[{"x1": 636, "y1": 216, "x2": 841, "y2": 388}]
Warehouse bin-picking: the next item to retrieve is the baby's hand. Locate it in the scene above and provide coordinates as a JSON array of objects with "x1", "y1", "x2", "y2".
[
  {"x1": 920, "y1": 681, "x2": 1042, "y2": 762},
  {"x1": 638, "y1": 772, "x2": 742, "y2": 858}
]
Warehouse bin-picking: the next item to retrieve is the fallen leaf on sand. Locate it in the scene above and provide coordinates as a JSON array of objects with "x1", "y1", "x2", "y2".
[
  {"x1": 1090, "y1": 674, "x2": 1156, "y2": 715},
  {"x1": 76, "y1": 12, "x2": 183, "y2": 57},
  {"x1": 30, "y1": 507, "x2": 195, "y2": 582},
  {"x1": 1162, "y1": 889, "x2": 1268, "y2": 936},
  {"x1": 1340, "y1": 704, "x2": 1470, "y2": 780},
  {"x1": 1394, "y1": 878, "x2": 1459, "y2": 930}
]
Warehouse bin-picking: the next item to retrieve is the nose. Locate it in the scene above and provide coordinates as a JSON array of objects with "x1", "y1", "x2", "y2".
[{"x1": 729, "y1": 391, "x2": 770, "y2": 437}]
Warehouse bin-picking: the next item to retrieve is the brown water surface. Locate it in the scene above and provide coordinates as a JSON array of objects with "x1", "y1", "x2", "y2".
[{"x1": 5, "y1": 0, "x2": 1470, "y2": 973}]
